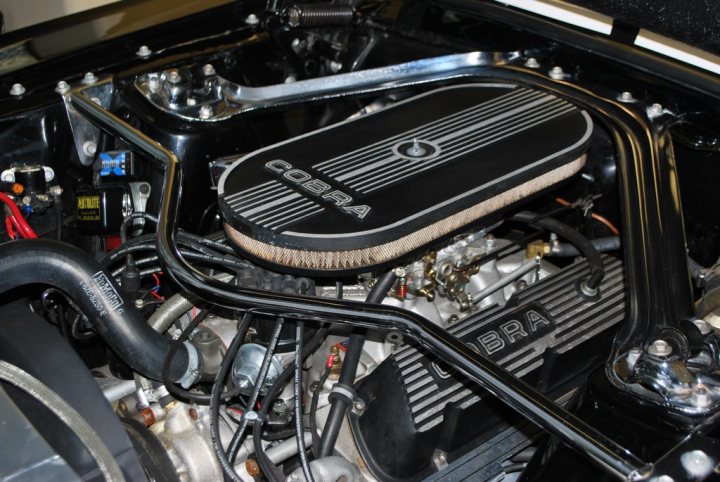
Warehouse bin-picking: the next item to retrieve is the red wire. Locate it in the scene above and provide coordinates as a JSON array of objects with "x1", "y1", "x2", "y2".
[
  {"x1": 8, "y1": 215, "x2": 28, "y2": 239},
  {"x1": 4, "y1": 216, "x2": 16, "y2": 239},
  {"x1": 149, "y1": 290, "x2": 165, "y2": 301},
  {"x1": 0, "y1": 193, "x2": 37, "y2": 238}
]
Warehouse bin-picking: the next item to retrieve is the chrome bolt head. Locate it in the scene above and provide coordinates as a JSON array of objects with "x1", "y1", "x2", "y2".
[
  {"x1": 55, "y1": 81, "x2": 70, "y2": 94},
  {"x1": 647, "y1": 103, "x2": 664, "y2": 118},
  {"x1": 692, "y1": 385, "x2": 711, "y2": 408},
  {"x1": 82, "y1": 141, "x2": 98, "y2": 157},
  {"x1": 352, "y1": 400, "x2": 366, "y2": 414},
  {"x1": 618, "y1": 91, "x2": 635, "y2": 103},
  {"x1": 136, "y1": 45, "x2": 152, "y2": 58},
  {"x1": 524, "y1": 57, "x2": 540, "y2": 68},
  {"x1": 549, "y1": 66, "x2": 564, "y2": 80},
  {"x1": 681, "y1": 450, "x2": 713, "y2": 478},
  {"x1": 199, "y1": 105, "x2": 214, "y2": 120},
  {"x1": 626, "y1": 347, "x2": 643, "y2": 371},
  {"x1": 647, "y1": 339, "x2": 672, "y2": 357},
  {"x1": 9, "y1": 83, "x2": 25, "y2": 96},
  {"x1": 166, "y1": 69, "x2": 181, "y2": 84},
  {"x1": 202, "y1": 64, "x2": 216, "y2": 76},
  {"x1": 82, "y1": 72, "x2": 97, "y2": 84}
]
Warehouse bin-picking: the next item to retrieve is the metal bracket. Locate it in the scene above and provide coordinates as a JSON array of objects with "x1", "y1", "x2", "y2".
[
  {"x1": 134, "y1": 51, "x2": 522, "y2": 122},
  {"x1": 62, "y1": 79, "x2": 114, "y2": 166}
]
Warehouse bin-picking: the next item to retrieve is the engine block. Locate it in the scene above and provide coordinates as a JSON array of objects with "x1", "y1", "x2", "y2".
[{"x1": 351, "y1": 255, "x2": 625, "y2": 480}]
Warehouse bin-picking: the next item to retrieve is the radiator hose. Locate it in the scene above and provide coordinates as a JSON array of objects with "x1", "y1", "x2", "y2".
[{"x1": 0, "y1": 239, "x2": 199, "y2": 384}]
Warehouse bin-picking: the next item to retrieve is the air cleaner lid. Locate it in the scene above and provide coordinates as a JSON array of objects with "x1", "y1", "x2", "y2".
[{"x1": 218, "y1": 83, "x2": 593, "y2": 274}]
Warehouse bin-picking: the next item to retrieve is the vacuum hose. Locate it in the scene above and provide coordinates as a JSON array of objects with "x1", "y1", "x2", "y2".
[
  {"x1": 511, "y1": 211, "x2": 605, "y2": 296},
  {"x1": 0, "y1": 239, "x2": 198, "y2": 383}
]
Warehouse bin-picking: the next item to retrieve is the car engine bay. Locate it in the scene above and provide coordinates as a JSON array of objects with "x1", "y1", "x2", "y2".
[{"x1": 0, "y1": 1, "x2": 720, "y2": 481}]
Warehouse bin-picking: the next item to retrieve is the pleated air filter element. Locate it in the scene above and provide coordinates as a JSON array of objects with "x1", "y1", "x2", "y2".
[{"x1": 218, "y1": 83, "x2": 593, "y2": 275}]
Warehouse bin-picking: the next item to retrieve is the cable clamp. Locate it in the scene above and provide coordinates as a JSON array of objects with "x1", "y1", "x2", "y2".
[
  {"x1": 329, "y1": 383, "x2": 355, "y2": 405},
  {"x1": 176, "y1": 341, "x2": 202, "y2": 389}
]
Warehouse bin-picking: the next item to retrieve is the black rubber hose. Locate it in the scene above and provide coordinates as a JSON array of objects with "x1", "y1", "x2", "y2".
[
  {"x1": 549, "y1": 237, "x2": 620, "y2": 257},
  {"x1": 0, "y1": 239, "x2": 192, "y2": 381},
  {"x1": 160, "y1": 309, "x2": 244, "y2": 405},
  {"x1": 317, "y1": 270, "x2": 398, "y2": 458},
  {"x1": 294, "y1": 321, "x2": 315, "y2": 482},
  {"x1": 210, "y1": 313, "x2": 252, "y2": 482},
  {"x1": 511, "y1": 211, "x2": 605, "y2": 291}
]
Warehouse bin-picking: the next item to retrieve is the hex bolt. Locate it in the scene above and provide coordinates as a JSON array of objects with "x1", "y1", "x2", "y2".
[
  {"x1": 202, "y1": 64, "x2": 216, "y2": 76},
  {"x1": 524, "y1": 57, "x2": 540, "y2": 68},
  {"x1": 245, "y1": 13, "x2": 260, "y2": 25},
  {"x1": 55, "y1": 81, "x2": 70, "y2": 94},
  {"x1": 147, "y1": 75, "x2": 161, "y2": 92},
  {"x1": 618, "y1": 91, "x2": 635, "y2": 103},
  {"x1": 692, "y1": 385, "x2": 711, "y2": 408},
  {"x1": 549, "y1": 66, "x2": 564, "y2": 80},
  {"x1": 136, "y1": 45, "x2": 152, "y2": 58},
  {"x1": 680, "y1": 450, "x2": 714, "y2": 478},
  {"x1": 82, "y1": 72, "x2": 98, "y2": 84},
  {"x1": 272, "y1": 401, "x2": 287, "y2": 414},
  {"x1": 135, "y1": 299, "x2": 145, "y2": 309},
  {"x1": 352, "y1": 400, "x2": 366, "y2": 414},
  {"x1": 647, "y1": 339, "x2": 672, "y2": 357},
  {"x1": 9, "y1": 83, "x2": 26, "y2": 96},
  {"x1": 166, "y1": 69, "x2": 181, "y2": 84},
  {"x1": 329, "y1": 61, "x2": 343, "y2": 73},
  {"x1": 186, "y1": 98, "x2": 197, "y2": 106},
  {"x1": 484, "y1": 234, "x2": 496, "y2": 249},
  {"x1": 648, "y1": 103, "x2": 664, "y2": 117},
  {"x1": 626, "y1": 347, "x2": 642, "y2": 371},
  {"x1": 433, "y1": 451, "x2": 448, "y2": 467},
  {"x1": 82, "y1": 141, "x2": 98, "y2": 157},
  {"x1": 199, "y1": 105, "x2": 214, "y2": 120}
]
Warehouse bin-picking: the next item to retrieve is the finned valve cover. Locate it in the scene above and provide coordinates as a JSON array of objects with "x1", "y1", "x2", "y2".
[{"x1": 218, "y1": 83, "x2": 593, "y2": 274}]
